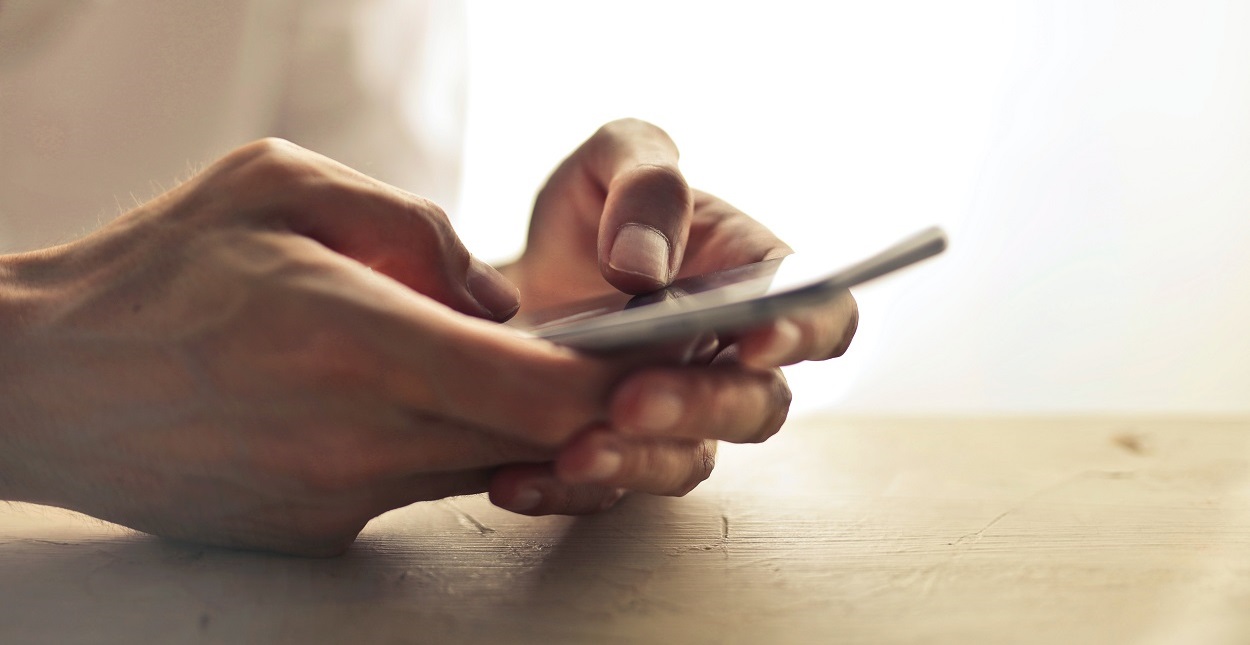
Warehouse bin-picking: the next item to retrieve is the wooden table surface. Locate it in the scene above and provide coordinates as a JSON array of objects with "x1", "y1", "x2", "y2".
[{"x1": 2, "y1": 416, "x2": 1249, "y2": 644}]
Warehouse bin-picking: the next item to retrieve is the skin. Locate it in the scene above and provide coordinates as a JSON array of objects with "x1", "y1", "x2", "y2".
[
  {"x1": 0, "y1": 120, "x2": 857, "y2": 556},
  {"x1": 489, "y1": 119, "x2": 858, "y2": 515}
]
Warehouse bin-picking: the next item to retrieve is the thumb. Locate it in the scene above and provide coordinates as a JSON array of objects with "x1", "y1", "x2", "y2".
[
  {"x1": 235, "y1": 139, "x2": 520, "y2": 320},
  {"x1": 301, "y1": 195, "x2": 520, "y2": 321},
  {"x1": 459, "y1": 256, "x2": 522, "y2": 322}
]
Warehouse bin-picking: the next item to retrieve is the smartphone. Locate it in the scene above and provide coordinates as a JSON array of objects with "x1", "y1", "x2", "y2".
[{"x1": 517, "y1": 226, "x2": 948, "y2": 353}]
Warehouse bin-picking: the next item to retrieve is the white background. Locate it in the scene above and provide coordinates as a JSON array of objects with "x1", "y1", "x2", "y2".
[{"x1": 456, "y1": 0, "x2": 1250, "y2": 415}]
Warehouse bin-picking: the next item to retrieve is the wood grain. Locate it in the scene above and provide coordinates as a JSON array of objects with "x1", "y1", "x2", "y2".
[{"x1": 2, "y1": 417, "x2": 1248, "y2": 644}]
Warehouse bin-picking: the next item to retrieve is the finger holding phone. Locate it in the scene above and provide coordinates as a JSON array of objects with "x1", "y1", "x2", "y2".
[
  {"x1": 0, "y1": 139, "x2": 671, "y2": 555},
  {"x1": 488, "y1": 119, "x2": 861, "y2": 516}
]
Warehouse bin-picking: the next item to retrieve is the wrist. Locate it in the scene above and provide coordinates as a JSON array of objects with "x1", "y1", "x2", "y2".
[
  {"x1": 0, "y1": 256, "x2": 20, "y2": 499},
  {"x1": 0, "y1": 250, "x2": 58, "y2": 502}
]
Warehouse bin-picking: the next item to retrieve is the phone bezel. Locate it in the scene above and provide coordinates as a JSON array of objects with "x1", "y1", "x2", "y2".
[{"x1": 525, "y1": 226, "x2": 947, "y2": 352}]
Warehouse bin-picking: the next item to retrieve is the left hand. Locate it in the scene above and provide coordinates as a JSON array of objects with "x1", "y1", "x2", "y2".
[{"x1": 489, "y1": 119, "x2": 858, "y2": 516}]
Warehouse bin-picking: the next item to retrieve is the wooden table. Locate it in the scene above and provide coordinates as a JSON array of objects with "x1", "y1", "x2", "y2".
[{"x1": 3, "y1": 417, "x2": 1249, "y2": 644}]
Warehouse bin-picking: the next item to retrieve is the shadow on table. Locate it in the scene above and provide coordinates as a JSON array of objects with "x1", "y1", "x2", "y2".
[
  {"x1": 491, "y1": 492, "x2": 766, "y2": 642},
  {"x1": 0, "y1": 493, "x2": 745, "y2": 642}
]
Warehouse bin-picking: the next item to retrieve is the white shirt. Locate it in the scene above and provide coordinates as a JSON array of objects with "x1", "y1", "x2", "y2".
[{"x1": 0, "y1": 0, "x2": 465, "y2": 253}]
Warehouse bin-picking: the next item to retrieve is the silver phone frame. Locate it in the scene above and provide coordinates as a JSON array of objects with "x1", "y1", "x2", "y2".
[{"x1": 528, "y1": 226, "x2": 948, "y2": 352}]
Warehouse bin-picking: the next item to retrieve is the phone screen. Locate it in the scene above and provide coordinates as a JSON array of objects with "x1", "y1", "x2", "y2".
[
  {"x1": 517, "y1": 258, "x2": 786, "y2": 333},
  {"x1": 516, "y1": 226, "x2": 947, "y2": 351}
]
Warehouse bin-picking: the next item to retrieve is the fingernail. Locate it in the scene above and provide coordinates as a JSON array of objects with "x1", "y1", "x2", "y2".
[
  {"x1": 581, "y1": 447, "x2": 623, "y2": 482},
  {"x1": 630, "y1": 383, "x2": 684, "y2": 434},
  {"x1": 466, "y1": 257, "x2": 520, "y2": 320},
  {"x1": 608, "y1": 223, "x2": 671, "y2": 285},
  {"x1": 751, "y1": 319, "x2": 801, "y2": 367},
  {"x1": 506, "y1": 488, "x2": 541, "y2": 512}
]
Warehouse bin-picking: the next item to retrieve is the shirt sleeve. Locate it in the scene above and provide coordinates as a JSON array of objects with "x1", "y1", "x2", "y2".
[{"x1": 271, "y1": 0, "x2": 467, "y2": 213}]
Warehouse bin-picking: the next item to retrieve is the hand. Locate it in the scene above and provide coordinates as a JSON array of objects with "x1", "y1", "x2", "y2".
[
  {"x1": 0, "y1": 139, "x2": 625, "y2": 555},
  {"x1": 489, "y1": 119, "x2": 859, "y2": 516}
]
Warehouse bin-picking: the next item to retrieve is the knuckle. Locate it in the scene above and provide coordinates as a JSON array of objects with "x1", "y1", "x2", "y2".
[
  {"x1": 394, "y1": 190, "x2": 449, "y2": 227},
  {"x1": 747, "y1": 373, "x2": 791, "y2": 444},
  {"x1": 407, "y1": 198, "x2": 462, "y2": 258},
  {"x1": 829, "y1": 295, "x2": 860, "y2": 359},
  {"x1": 236, "y1": 137, "x2": 304, "y2": 168},
  {"x1": 675, "y1": 442, "x2": 717, "y2": 496},
  {"x1": 221, "y1": 137, "x2": 320, "y2": 194},
  {"x1": 418, "y1": 198, "x2": 452, "y2": 228},
  {"x1": 594, "y1": 118, "x2": 640, "y2": 143},
  {"x1": 248, "y1": 136, "x2": 304, "y2": 158},
  {"x1": 619, "y1": 163, "x2": 690, "y2": 208},
  {"x1": 597, "y1": 117, "x2": 673, "y2": 146}
]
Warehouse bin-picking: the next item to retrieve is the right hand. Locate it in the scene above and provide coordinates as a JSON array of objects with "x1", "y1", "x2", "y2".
[
  {"x1": 0, "y1": 139, "x2": 619, "y2": 556},
  {"x1": 485, "y1": 120, "x2": 854, "y2": 517}
]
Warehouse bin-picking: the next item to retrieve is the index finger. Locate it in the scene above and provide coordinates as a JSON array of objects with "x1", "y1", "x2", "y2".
[
  {"x1": 736, "y1": 289, "x2": 860, "y2": 368},
  {"x1": 343, "y1": 280, "x2": 621, "y2": 447}
]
